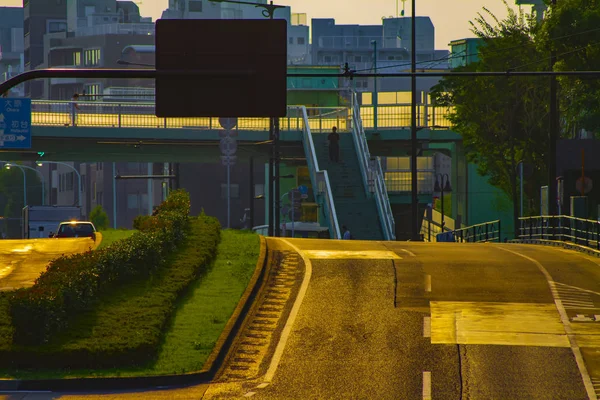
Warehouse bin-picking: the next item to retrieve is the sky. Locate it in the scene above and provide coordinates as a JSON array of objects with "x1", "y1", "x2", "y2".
[{"x1": 0, "y1": 0, "x2": 526, "y2": 50}]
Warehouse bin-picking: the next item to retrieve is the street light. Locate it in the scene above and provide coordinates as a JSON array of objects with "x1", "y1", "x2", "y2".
[
  {"x1": 3, "y1": 162, "x2": 45, "y2": 205},
  {"x1": 434, "y1": 173, "x2": 452, "y2": 230},
  {"x1": 37, "y1": 161, "x2": 82, "y2": 206},
  {"x1": 4, "y1": 163, "x2": 26, "y2": 207},
  {"x1": 371, "y1": 40, "x2": 378, "y2": 131}
]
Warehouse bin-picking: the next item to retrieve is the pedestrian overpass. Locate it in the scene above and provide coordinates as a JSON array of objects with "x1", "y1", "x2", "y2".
[{"x1": 1, "y1": 96, "x2": 466, "y2": 240}]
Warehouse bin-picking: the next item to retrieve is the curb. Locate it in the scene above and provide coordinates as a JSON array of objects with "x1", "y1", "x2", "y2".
[
  {"x1": 510, "y1": 238, "x2": 600, "y2": 258},
  {"x1": 0, "y1": 235, "x2": 270, "y2": 392}
]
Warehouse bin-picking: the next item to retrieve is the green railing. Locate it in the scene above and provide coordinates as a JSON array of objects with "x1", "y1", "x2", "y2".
[{"x1": 519, "y1": 215, "x2": 600, "y2": 250}]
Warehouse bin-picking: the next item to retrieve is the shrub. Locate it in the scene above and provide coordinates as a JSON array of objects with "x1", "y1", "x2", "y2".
[
  {"x1": 9, "y1": 190, "x2": 191, "y2": 345},
  {"x1": 0, "y1": 214, "x2": 221, "y2": 369},
  {"x1": 89, "y1": 205, "x2": 109, "y2": 230}
]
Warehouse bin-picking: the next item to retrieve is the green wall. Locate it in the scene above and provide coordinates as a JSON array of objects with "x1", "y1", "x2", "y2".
[{"x1": 467, "y1": 163, "x2": 515, "y2": 239}]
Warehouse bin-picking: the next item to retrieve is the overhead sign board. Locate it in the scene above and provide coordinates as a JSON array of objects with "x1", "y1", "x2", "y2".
[
  {"x1": 155, "y1": 19, "x2": 287, "y2": 118},
  {"x1": 0, "y1": 98, "x2": 31, "y2": 149}
]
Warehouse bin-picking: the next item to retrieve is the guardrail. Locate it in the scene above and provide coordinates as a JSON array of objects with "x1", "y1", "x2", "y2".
[
  {"x1": 295, "y1": 106, "x2": 341, "y2": 240},
  {"x1": 30, "y1": 100, "x2": 350, "y2": 132},
  {"x1": 453, "y1": 220, "x2": 502, "y2": 243},
  {"x1": 519, "y1": 215, "x2": 600, "y2": 250},
  {"x1": 29, "y1": 100, "x2": 451, "y2": 131},
  {"x1": 351, "y1": 92, "x2": 395, "y2": 241}
]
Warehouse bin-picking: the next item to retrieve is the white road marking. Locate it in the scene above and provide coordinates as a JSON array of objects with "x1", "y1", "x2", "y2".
[
  {"x1": 302, "y1": 250, "x2": 402, "y2": 260},
  {"x1": 423, "y1": 316, "x2": 431, "y2": 338},
  {"x1": 425, "y1": 274, "x2": 431, "y2": 292},
  {"x1": 256, "y1": 383, "x2": 269, "y2": 389},
  {"x1": 498, "y1": 247, "x2": 598, "y2": 400},
  {"x1": 264, "y1": 239, "x2": 313, "y2": 382},
  {"x1": 400, "y1": 248, "x2": 416, "y2": 257},
  {"x1": 423, "y1": 371, "x2": 432, "y2": 400},
  {"x1": 244, "y1": 392, "x2": 256, "y2": 397}
]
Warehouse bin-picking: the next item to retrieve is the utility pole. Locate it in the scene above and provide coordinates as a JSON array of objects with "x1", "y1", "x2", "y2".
[
  {"x1": 410, "y1": 0, "x2": 419, "y2": 240},
  {"x1": 548, "y1": 0, "x2": 558, "y2": 233},
  {"x1": 372, "y1": 40, "x2": 378, "y2": 131}
]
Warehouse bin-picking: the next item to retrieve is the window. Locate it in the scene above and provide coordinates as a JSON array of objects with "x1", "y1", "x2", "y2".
[
  {"x1": 96, "y1": 191, "x2": 103, "y2": 206},
  {"x1": 188, "y1": 0, "x2": 202, "y2": 12},
  {"x1": 127, "y1": 194, "x2": 139, "y2": 209},
  {"x1": 73, "y1": 52, "x2": 81, "y2": 66},
  {"x1": 297, "y1": 37, "x2": 305, "y2": 45},
  {"x1": 84, "y1": 49, "x2": 101, "y2": 66},
  {"x1": 254, "y1": 184, "x2": 264, "y2": 197},
  {"x1": 96, "y1": 162, "x2": 103, "y2": 170},
  {"x1": 289, "y1": 37, "x2": 293, "y2": 44},
  {"x1": 221, "y1": 183, "x2": 239, "y2": 199},
  {"x1": 66, "y1": 172, "x2": 74, "y2": 191},
  {"x1": 47, "y1": 21, "x2": 67, "y2": 33},
  {"x1": 84, "y1": 83, "x2": 100, "y2": 100},
  {"x1": 354, "y1": 55, "x2": 362, "y2": 62}
]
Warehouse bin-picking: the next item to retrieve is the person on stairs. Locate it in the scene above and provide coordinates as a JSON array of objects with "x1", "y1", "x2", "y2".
[{"x1": 328, "y1": 126, "x2": 340, "y2": 162}]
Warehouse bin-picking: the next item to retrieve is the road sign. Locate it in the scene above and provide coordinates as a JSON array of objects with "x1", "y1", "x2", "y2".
[
  {"x1": 576, "y1": 176, "x2": 592, "y2": 195},
  {"x1": 219, "y1": 117, "x2": 238, "y2": 130},
  {"x1": 156, "y1": 19, "x2": 287, "y2": 118},
  {"x1": 0, "y1": 98, "x2": 31, "y2": 149},
  {"x1": 220, "y1": 136, "x2": 237, "y2": 156},
  {"x1": 221, "y1": 155, "x2": 237, "y2": 166},
  {"x1": 219, "y1": 130, "x2": 238, "y2": 138}
]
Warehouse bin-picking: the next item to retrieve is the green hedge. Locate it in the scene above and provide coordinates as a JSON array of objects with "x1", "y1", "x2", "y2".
[
  {"x1": 0, "y1": 213, "x2": 221, "y2": 369},
  {"x1": 8, "y1": 190, "x2": 191, "y2": 345}
]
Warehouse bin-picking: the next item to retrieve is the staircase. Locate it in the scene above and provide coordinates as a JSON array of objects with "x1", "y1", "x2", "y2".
[{"x1": 311, "y1": 133, "x2": 384, "y2": 240}]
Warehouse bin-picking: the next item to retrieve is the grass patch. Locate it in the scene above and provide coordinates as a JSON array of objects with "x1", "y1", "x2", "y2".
[
  {"x1": 97, "y1": 229, "x2": 136, "y2": 249},
  {"x1": 0, "y1": 228, "x2": 259, "y2": 379}
]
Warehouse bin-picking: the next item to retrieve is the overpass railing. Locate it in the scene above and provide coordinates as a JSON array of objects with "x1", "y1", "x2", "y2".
[
  {"x1": 519, "y1": 215, "x2": 600, "y2": 250},
  {"x1": 294, "y1": 106, "x2": 341, "y2": 240},
  {"x1": 30, "y1": 100, "x2": 351, "y2": 133},
  {"x1": 351, "y1": 92, "x2": 395, "y2": 241},
  {"x1": 453, "y1": 220, "x2": 502, "y2": 243}
]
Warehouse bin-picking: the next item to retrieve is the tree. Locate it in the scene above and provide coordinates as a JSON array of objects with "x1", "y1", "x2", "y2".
[
  {"x1": 430, "y1": 2, "x2": 550, "y2": 235},
  {"x1": 89, "y1": 205, "x2": 109, "y2": 230},
  {"x1": 537, "y1": 0, "x2": 600, "y2": 137}
]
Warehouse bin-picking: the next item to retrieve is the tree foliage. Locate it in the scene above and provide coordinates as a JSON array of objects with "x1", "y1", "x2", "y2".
[
  {"x1": 538, "y1": 0, "x2": 600, "y2": 136},
  {"x1": 431, "y1": 2, "x2": 550, "y2": 230},
  {"x1": 89, "y1": 205, "x2": 109, "y2": 230}
]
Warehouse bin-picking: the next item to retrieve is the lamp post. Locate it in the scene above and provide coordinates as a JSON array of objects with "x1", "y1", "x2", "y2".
[
  {"x1": 371, "y1": 40, "x2": 378, "y2": 131},
  {"x1": 273, "y1": 174, "x2": 294, "y2": 237},
  {"x1": 4, "y1": 163, "x2": 45, "y2": 205},
  {"x1": 4, "y1": 163, "x2": 26, "y2": 207},
  {"x1": 434, "y1": 173, "x2": 452, "y2": 230},
  {"x1": 37, "y1": 161, "x2": 82, "y2": 206}
]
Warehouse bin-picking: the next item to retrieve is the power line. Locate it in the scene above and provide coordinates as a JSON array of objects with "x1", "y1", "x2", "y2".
[
  {"x1": 510, "y1": 41, "x2": 600, "y2": 71},
  {"x1": 353, "y1": 26, "x2": 600, "y2": 73}
]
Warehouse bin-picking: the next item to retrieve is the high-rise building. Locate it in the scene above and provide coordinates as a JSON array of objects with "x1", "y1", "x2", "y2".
[
  {"x1": 0, "y1": 7, "x2": 25, "y2": 96},
  {"x1": 23, "y1": 0, "x2": 68, "y2": 98}
]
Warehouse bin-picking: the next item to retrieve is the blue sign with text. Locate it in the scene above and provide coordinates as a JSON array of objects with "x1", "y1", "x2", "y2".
[{"x1": 0, "y1": 98, "x2": 31, "y2": 149}]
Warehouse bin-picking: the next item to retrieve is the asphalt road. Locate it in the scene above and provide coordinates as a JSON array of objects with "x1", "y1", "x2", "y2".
[
  {"x1": 0, "y1": 238, "x2": 95, "y2": 290},
  {"x1": 3, "y1": 239, "x2": 600, "y2": 399}
]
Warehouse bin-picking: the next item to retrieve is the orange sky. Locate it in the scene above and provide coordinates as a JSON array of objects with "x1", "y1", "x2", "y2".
[{"x1": 0, "y1": 0, "x2": 526, "y2": 50}]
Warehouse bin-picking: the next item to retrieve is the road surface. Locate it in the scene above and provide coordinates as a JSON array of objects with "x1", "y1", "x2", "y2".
[
  {"x1": 0, "y1": 238, "x2": 95, "y2": 291},
  {"x1": 3, "y1": 239, "x2": 600, "y2": 399}
]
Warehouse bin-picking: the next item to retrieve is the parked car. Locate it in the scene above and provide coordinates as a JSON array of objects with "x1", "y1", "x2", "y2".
[{"x1": 54, "y1": 221, "x2": 97, "y2": 240}]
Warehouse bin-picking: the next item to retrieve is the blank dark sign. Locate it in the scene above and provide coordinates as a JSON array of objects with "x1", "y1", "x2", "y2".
[{"x1": 155, "y1": 19, "x2": 287, "y2": 118}]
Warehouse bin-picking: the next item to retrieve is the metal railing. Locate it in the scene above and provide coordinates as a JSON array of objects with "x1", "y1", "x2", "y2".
[
  {"x1": 351, "y1": 92, "x2": 395, "y2": 241},
  {"x1": 519, "y1": 215, "x2": 600, "y2": 250},
  {"x1": 29, "y1": 100, "x2": 452, "y2": 131},
  {"x1": 453, "y1": 220, "x2": 502, "y2": 243},
  {"x1": 29, "y1": 100, "x2": 351, "y2": 132},
  {"x1": 294, "y1": 106, "x2": 341, "y2": 240}
]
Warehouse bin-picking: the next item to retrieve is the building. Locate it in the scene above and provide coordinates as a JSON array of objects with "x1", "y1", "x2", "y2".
[
  {"x1": 23, "y1": 0, "x2": 68, "y2": 98},
  {"x1": 449, "y1": 38, "x2": 483, "y2": 69},
  {"x1": 311, "y1": 17, "x2": 449, "y2": 93},
  {"x1": 0, "y1": 7, "x2": 25, "y2": 97}
]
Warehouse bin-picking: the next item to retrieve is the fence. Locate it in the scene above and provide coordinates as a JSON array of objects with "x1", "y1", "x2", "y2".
[
  {"x1": 519, "y1": 215, "x2": 600, "y2": 250},
  {"x1": 30, "y1": 100, "x2": 451, "y2": 131}
]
